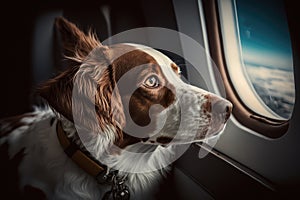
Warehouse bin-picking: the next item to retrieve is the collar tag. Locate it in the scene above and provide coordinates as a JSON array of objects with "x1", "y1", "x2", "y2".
[{"x1": 102, "y1": 174, "x2": 130, "y2": 200}]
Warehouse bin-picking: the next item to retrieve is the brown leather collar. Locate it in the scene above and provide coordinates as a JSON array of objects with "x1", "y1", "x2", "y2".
[
  {"x1": 56, "y1": 121, "x2": 107, "y2": 178},
  {"x1": 57, "y1": 121, "x2": 131, "y2": 199}
]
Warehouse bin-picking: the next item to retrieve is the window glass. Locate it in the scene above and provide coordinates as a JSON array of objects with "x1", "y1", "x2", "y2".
[{"x1": 235, "y1": 0, "x2": 295, "y2": 119}]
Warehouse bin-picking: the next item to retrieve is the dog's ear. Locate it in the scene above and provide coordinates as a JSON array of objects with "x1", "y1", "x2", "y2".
[
  {"x1": 54, "y1": 17, "x2": 100, "y2": 63},
  {"x1": 37, "y1": 17, "x2": 99, "y2": 122},
  {"x1": 38, "y1": 18, "x2": 125, "y2": 141},
  {"x1": 37, "y1": 65, "x2": 78, "y2": 121}
]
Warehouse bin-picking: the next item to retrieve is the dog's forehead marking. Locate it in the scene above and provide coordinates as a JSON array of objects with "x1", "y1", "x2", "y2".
[{"x1": 123, "y1": 43, "x2": 181, "y2": 84}]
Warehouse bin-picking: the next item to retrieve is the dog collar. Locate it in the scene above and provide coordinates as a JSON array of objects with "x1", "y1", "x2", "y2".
[
  {"x1": 56, "y1": 121, "x2": 131, "y2": 200},
  {"x1": 56, "y1": 120, "x2": 107, "y2": 177}
]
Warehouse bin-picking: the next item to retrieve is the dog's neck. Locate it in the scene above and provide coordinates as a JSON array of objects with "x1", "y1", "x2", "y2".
[
  {"x1": 59, "y1": 115, "x2": 116, "y2": 160},
  {"x1": 58, "y1": 115, "x2": 173, "y2": 174},
  {"x1": 56, "y1": 114, "x2": 174, "y2": 194}
]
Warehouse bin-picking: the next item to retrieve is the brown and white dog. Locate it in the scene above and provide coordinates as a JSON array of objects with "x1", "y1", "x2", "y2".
[{"x1": 0, "y1": 17, "x2": 232, "y2": 199}]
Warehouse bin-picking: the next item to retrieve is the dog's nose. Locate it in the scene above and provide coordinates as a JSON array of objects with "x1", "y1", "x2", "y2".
[{"x1": 210, "y1": 96, "x2": 233, "y2": 122}]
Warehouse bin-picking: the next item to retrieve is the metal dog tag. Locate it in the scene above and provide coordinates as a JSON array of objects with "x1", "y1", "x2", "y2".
[
  {"x1": 102, "y1": 175, "x2": 130, "y2": 200},
  {"x1": 112, "y1": 179, "x2": 130, "y2": 200}
]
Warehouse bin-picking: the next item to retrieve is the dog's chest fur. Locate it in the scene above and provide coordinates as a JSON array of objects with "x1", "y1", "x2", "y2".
[{"x1": 1, "y1": 108, "x2": 169, "y2": 199}]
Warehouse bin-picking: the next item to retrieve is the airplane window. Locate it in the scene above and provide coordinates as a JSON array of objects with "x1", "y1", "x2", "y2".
[{"x1": 218, "y1": 0, "x2": 295, "y2": 120}]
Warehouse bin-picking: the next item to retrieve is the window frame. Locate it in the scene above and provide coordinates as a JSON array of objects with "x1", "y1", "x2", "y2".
[{"x1": 202, "y1": 0, "x2": 290, "y2": 138}]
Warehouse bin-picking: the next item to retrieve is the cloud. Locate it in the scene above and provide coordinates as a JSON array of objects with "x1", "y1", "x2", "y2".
[{"x1": 242, "y1": 48, "x2": 293, "y2": 70}]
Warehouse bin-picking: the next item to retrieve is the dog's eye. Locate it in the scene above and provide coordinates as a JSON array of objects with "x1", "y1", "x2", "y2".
[{"x1": 144, "y1": 75, "x2": 160, "y2": 88}]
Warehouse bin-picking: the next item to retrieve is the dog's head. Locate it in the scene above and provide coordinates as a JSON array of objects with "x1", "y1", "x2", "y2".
[{"x1": 39, "y1": 17, "x2": 232, "y2": 148}]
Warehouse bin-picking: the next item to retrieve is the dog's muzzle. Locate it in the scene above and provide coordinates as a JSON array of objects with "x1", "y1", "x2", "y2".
[{"x1": 207, "y1": 95, "x2": 233, "y2": 136}]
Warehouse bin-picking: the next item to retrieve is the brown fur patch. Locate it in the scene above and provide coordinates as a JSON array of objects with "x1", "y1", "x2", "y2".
[
  {"x1": 111, "y1": 49, "x2": 176, "y2": 142},
  {"x1": 38, "y1": 66, "x2": 79, "y2": 122},
  {"x1": 170, "y1": 63, "x2": 180, "y2": 75},
  {"x1": 201, "y1": 95, "x2": 211, "y2": 113}
]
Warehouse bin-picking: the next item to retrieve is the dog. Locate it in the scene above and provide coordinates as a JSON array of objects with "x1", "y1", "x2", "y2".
[{"x1": 0, "y1": 17, "x2": 232, "y2": 199}]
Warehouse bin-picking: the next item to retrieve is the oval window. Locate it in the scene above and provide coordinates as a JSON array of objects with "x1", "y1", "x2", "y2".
[{"x1": 218, "y1": 0, "x2": 295, "y2": 120}]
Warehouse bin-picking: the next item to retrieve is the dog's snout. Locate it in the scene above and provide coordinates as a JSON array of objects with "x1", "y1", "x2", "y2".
[{"x1": 209, "y1": 95, "x2": 233, "y2": 122}]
